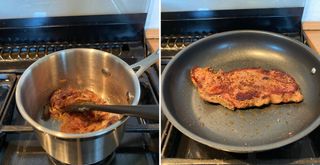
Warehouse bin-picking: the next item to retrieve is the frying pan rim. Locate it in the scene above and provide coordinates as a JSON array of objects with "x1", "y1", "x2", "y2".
[
  {"x1": 16, "y1": 48, "x2": 141, "y2": 139},
  {"x1": 161, "y1": 30, "x2": 320, "y2": 152}
]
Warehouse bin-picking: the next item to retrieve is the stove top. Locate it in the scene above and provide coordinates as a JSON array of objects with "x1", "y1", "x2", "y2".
[
  {"x1": 160, "y1": 7, "x2": 320, "y2": 165},
  {"x1": 0, "y1": 14, "x2": 159, "y2": 165}
]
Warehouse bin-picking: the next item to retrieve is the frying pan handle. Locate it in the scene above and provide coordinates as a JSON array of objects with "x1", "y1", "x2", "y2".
[{"x1": 130, "y1": 49, "x2": 159, "y2": 77}]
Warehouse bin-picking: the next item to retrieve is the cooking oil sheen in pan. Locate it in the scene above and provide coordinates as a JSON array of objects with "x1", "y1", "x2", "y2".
[
  {"x1": 187, "y1": 51, "x2": 318, "y2": 146},
  {"x1": 188, "y1": 54, "x2": 316, "y2": 146},
  {"x1": 191, "y1": 86, "x2": 310, "y2": 146}
]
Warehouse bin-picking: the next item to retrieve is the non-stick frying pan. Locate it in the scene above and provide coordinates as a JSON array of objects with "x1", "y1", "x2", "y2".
[{"x1": 161, "y1": 30, "x2": 320, "y2": 152}]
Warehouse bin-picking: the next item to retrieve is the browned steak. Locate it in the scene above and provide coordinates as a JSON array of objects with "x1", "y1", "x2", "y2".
[{"x1": 190, "y1": 67, "x2": 303, "y2": 110}]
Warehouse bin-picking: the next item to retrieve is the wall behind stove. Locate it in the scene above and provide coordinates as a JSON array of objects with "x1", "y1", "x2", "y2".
[
  {"x1": 161, "y1": 0, "x2": 305, "y2": 11},
  {"x1": 145, "y1": 0, "x2": 159, "y2": 29},
  {"x1": 0, "y1": 0, "x2": 159, "y2": 29},
  {"x1": 161, "y1": 0, "x2": 320, "y2": 21},
  {"x1": 303, "y1": 0, "x2": 320, "y2": 21},
  {"x1": 0, "y1": 0, "x2": 150, "y2": 18}
]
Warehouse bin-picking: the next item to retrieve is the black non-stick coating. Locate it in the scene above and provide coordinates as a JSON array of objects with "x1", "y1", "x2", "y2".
[{"x1": 161, "y1": 30, "x2": 320, "y2": 152}]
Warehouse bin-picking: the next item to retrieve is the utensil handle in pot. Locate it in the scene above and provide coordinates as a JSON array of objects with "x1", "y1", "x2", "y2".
[
  {"x1": 84, "y1": 104, "x2": 159, "y2": 121},
  {"x1": 125, "y1": 124, "x2": 159, "y2": 133},
  {"x1": 130, "y1": 49, "x2": 159, "y2": 77},
  {"x1": 124, "y1": 105, "x2": 159, "y2": 121}
]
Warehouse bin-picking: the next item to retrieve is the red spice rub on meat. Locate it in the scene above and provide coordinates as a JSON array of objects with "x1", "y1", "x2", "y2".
[
  {"x1": 190, "y1": 67, "x2": 303, "y2": 110},
  {"x1": 49, "y1": 88, "x2": 121, "y2": 133}
]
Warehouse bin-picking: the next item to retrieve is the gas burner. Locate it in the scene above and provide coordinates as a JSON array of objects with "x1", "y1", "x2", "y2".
[{"x1": 48, "y1": 152, "x2": 115, "y2": 165}]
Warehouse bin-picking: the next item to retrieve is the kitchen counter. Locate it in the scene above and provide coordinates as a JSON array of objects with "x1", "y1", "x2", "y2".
[
  {"x1": 303, "y1": 22, "x2": 320, "y2": 54},
  {"x1": 145, "y1": 29, "x2": 159, "y2": 52}
]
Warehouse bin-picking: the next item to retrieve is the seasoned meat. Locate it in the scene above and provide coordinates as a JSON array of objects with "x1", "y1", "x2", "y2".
[
  {"x1": 49, "y1": 88, "x2": 121, "y2": 133},
  {"x1": 190, "y1": 67, "x2": 303, "y2": 110}
]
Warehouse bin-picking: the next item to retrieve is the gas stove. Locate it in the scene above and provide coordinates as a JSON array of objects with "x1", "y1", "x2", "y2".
[
  {"x1": 0, "y1": 14, "x2": 159, "y2": 165},
  {"x1": 160, "y1": 7, "x2": 320, "y2": 164}
]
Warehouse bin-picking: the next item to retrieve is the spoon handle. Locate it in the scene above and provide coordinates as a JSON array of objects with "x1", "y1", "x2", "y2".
[{"x1": 82, "y1": 104, "x2": 159, "y2": 121}]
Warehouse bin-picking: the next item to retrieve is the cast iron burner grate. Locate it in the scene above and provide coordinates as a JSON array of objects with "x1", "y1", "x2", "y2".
[
  {"x1": 160, "y1": 31, "x2": 306, "y2": 74},
  {"x1": 161, "y1": 121, "x2": 320, "y2": 164},
  {"x1": 161, "y1": 33, "x2": 211, "y2": 50},
  {"x1": 48, "y1": 152, "x2": 116, "y2": 165},
  {"x1": 0, "y1": 41, "x2": 135, "y2": 61},
  {"x1": 161, "y1": 32, "x2": 303, "y2": 50},
  {"x1": 160, "y1": 32, "x2": 305, "y2": 67}
]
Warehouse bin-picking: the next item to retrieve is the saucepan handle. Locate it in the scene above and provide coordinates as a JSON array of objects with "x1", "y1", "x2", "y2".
[{"x1": 130, "y1": 49, "x2": 159, "y2": 77}]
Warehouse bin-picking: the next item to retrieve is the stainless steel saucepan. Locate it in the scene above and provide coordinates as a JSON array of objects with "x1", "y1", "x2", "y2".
[{"x1": 15, "y1": 48, "x2": 159, "y2": 164}]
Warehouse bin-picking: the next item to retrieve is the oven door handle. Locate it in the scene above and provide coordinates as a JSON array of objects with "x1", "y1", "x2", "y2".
[{"x1": 0, "y1": 125, "x2": 34, "y2": 133}]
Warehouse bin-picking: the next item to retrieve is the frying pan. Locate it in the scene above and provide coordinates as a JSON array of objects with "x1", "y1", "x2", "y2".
[{"x1": 161, "y1": 30, "x2": 320, "y2": 152}]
